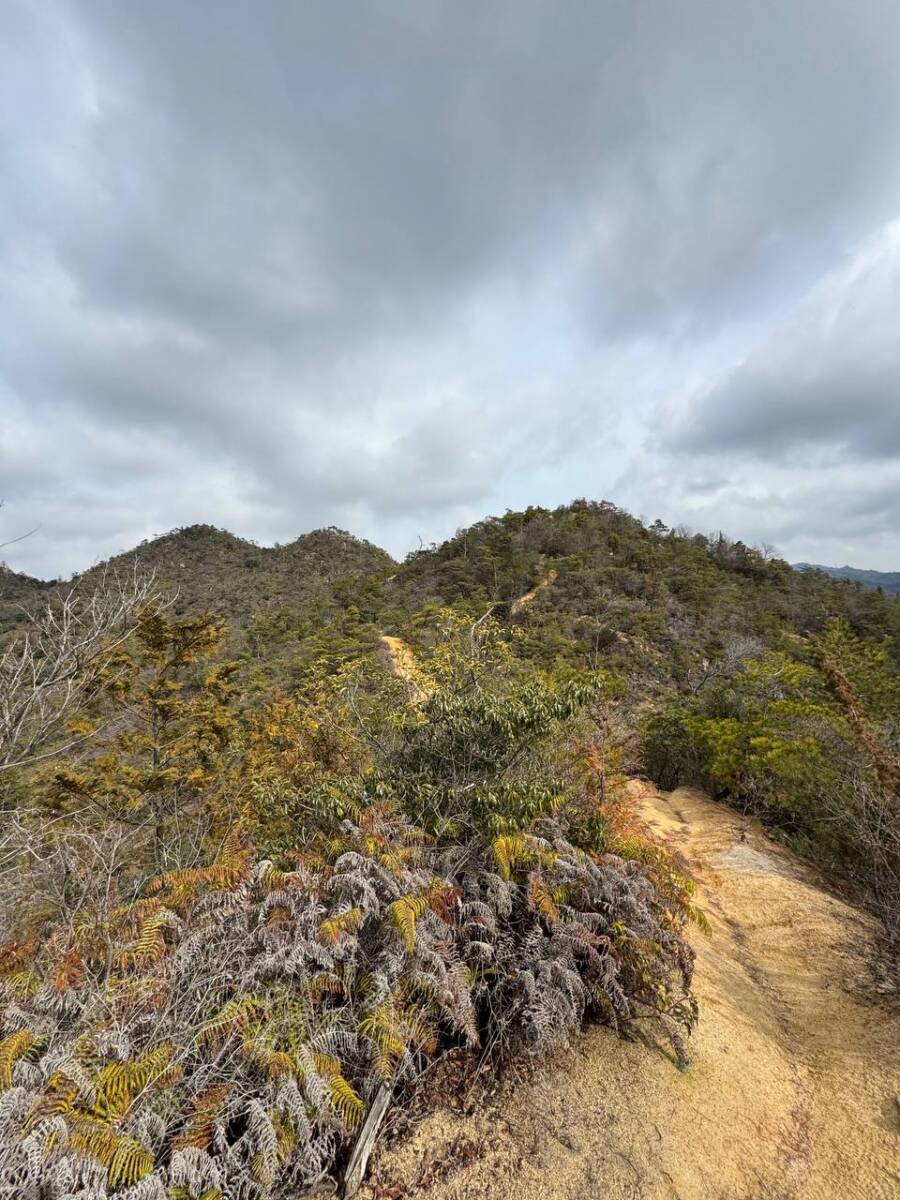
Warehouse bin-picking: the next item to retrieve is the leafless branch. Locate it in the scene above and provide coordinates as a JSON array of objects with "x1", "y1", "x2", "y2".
[{"x1": 0, "y1": 563, "x2": 166, "y2": 771}]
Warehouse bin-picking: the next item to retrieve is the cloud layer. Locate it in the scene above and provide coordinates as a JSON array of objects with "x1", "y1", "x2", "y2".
[{"x1": 1, "y1": 1, "x2": 899, "y2": 575}]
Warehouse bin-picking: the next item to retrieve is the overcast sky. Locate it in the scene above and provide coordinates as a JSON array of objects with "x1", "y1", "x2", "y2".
[{"x1": 2, "y1": 1, "x2": 899, "y2": 578}]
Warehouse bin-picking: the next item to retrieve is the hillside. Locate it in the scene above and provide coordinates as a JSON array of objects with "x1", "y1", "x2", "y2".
[
  {"x1": 0, "y1": 565, "x2": 54, "y2": 634},
  {"x1": 794, "y1": 562, "x2": 900, "y2": 595},
  {"x1": 82, "y1": 523, "x2": 395, "y2": 622},
  {"x1": 384, "y1": 503, "x2": 900, "y2": 680},
  {"x1": 0, "y1": 499, "x2": 897, "y2": 1199},
  {"x1": 1, "y1": 523, "x2": 394, "y2": 634}
]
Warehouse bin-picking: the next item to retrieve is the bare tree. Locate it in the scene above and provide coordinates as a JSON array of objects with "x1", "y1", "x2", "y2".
[
  {"x1": 687, "y1": 635, "x2": 764, "y2": 695},
  {"x1": 0, "y1": 564, "x2": 163, "y2": 771},
  {"x1": 0, "y1": 497, "x2": 40, "y2": 555}
]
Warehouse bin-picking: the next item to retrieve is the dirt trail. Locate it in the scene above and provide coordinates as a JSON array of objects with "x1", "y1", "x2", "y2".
[
  {"x1": 362, "y1": 783, "x2": 900, "y2": 1200},
  {"x1": 379, "y1": 635, "x2": 431, "y2": 704},
  {"x1": 509, "y1": 567, "x2": 558, "y2": 616}
]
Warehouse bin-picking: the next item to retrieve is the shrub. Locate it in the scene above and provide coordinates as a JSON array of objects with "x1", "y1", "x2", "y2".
[
  {"x1": 0, "y1": 802, "x2": 695, "y2": 1198},
  {"x1": 0, "y1": 618, "x2": 697, "y2": 1198},
  {"x1": 643, "y1": 623, "x2": 900, "y2": 943}
]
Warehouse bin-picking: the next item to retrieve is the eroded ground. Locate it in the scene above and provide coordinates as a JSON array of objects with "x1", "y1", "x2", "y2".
[{"x1": 362, "y1": 784, "x2": 900, "y2": 1200}]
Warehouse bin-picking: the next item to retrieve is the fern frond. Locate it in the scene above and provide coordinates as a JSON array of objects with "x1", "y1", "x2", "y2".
[
  {"x1": 68, "y1": 1114, "x2": 155, "y2": 1188},
  {"x1": 0, "y1": 1029, "x2": 41, "y2": 1090},
  {"x1": 359, "y1": 1003, "x2": 407, "y2": 1078},
  {"x1": 4, "y1": 968, "x2": 39, "y2": 998},
  {"x1": 326, "y1": 1073, "x2": 364, "y2": 1127},
  {"x1": 319, "y1": 905, "x2": 365, "y2": 944},
  {"x1": 308, "y1": 1052, "x2": 364, "y2": 1127},
  {"x1": 491, "y1": 834, "x2": 531, "y2": 879},
  {"x1": 389, "y1": 893, "x2": 429, "y2": 952},
  {"x1": 210, "y1": 825, "x2": 253, "y2": 889},
  {"x1": 309, "y1": 970, "x2": 347, "y2": 1000},
  {"x1": 0, "y1": 936, "x2": 39, "y2": 977},
  {"x1": 198, "y1": 996, "x2": 263, "y2": 1047},
  {"x1": 686, "y1": 903, "x2": 712, "y2": 935},
  {"x1": 50, "y1": 949, "x2": 86, "y2": 993},
  {"x1": 92, "y1": 1043, "x2": 178, "y2": 1119},
  {"x1": 527, "y1": 874, "x2": 560, "y2": 923},
  {"x1": 256, "y1": 861, "x2": 294, "y2": 892},
  {"x1": 491, "y1": 835, "x2": 556, "y2": 880},
  {"x1": 24, "y1": 1071, "x2": 79, "y2": 1131},
  {"x1": 116, "y1": 912, "x2": 172, "y2": 970},
  {"x1": 240, "y1": 1039, "x2": 296, "y2": 1081},
  {"x1": 172, "y1": 1083, "x2": 232, "y2": 1151}
]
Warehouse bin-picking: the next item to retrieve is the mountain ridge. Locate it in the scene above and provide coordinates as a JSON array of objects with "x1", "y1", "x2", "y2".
[
  {"x1": 5, "y1": 505, "x2": 899, "y2": 659},
  {"x1": 1, "y1": 523, "x2": 395, "y2": 632},
  {"x1": 793, "y1": 561, "x2": 900, "y2": 594},
  {"x1": 8, "y1": 517, "x2": 899, "y2": 600}
]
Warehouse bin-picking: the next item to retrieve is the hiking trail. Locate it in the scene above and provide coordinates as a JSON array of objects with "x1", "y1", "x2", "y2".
[
  {"x1": 509, "y1": 567, "x2": 558, "y2": 616},
  {"x1": 379, "y1": 635, "x2": 431, "y2": 704},
  {"x1": 362, "y1": 782, "x2": 900, "y2": 1200}
]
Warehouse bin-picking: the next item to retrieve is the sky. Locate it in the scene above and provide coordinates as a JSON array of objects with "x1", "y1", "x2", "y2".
[{"x1": 2, "y1": 1, "x2": 899, "y2": 579}]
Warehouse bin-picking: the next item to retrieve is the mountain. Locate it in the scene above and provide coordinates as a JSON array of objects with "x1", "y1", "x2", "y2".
[
  {"x1": 1, "y1": 523, "x2": 394, "y2": 633},
  {"x1": 385, "y1": 503, "x2": 900, "y2": 674},
  {"x1": 6, "y1": 505, "x2": 900, "y2": 667},
  {"x1": 2, "y1": 499, "x2": 898, "y2": 1198},
  {"x1": 793, "y1": 562, "x2": 900, "y2": 595}
]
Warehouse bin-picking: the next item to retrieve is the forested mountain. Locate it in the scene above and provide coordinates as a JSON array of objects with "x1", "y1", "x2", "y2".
[
  {"x1": 794, "y1": 561, "x2": 900, "y2": 595},
  {"x1": 9, "y1": 506, "x2": 896, "y2": 652},
  {"x1": 0, "y1": 499, "x2": 897, "y2": 1198},
  {"x1": 0, "y1": 565, "x2": 54, "y2": 634},
  {"x1": 1, "y1": 523, "x2": 393, "y2": 634},
  {"x1": 387, "y1": 502, "x2": 900, "y2": 662},
  {"x1": 84, "y1": 524, "x2": 395, "y2": 621}
]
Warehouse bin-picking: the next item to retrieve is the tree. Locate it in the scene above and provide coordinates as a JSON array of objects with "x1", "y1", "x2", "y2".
[
  {"x1": 0, "y1": 566, "x2": 162, "y2": 776},
  {"x1": 44, "y1": 607, "x2": 240, "y2": 871}
]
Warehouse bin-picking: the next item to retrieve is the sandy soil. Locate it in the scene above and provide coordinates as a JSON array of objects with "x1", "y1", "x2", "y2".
[
  {"x1": 509, "y1": 568, "x2": 558, "y2": 615},
  {"x1": 379, "y1": 635, "x2": 431, "y2": 704},
  {"x1": 360, "y1": 783, "x2": 900, "y2": 1200}
]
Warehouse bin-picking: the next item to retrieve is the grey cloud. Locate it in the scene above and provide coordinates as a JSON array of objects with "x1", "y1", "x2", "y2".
[
  {"x1": 615, "y1": 450, "x2": 900, "y2": 571},
  {"x1": 2, "y1": 1, "x2": 900, "y2": 576},
  {"x1": 19, "y1": 0, "x2": 900, "y2": 349},
  {"x1": 662, "y1": 222, "x2": 900, "y2": 460}
]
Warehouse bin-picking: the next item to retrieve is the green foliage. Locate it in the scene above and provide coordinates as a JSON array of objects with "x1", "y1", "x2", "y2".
[
  {"x1": 642, "y1": 621, "x2": 900, "y2": 931},
  {"x1": 368, "y1": 616, "x2": 605, "y2": 839},
  {"x1": 2, "y1": 498, "x2": 899, "y2": 1193},
  {"x1": 41, "y1": 607, "x2": 240, "y2": 874}
]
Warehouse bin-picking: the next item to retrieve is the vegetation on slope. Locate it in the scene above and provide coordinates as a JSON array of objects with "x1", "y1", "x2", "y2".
[
  {"x1": 1, "y1": 525, "x2": 394, "y2": 635},
  {"x1": 0, "y1": 497, "x2": 897, "y2": 1196},
  {"x1": 0, "y1": 596, "x2": 698, "y2": 1198}
]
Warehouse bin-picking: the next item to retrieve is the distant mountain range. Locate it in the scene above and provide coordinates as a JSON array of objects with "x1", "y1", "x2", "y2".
[{"x1": 793, "y1": 563, "x2": 900, "y2": 595}]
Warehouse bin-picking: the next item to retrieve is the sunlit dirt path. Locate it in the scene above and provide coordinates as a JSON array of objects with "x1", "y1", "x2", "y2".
[
  {"x1": 378, "y1": 635, "x2": 431, "y2": 704},
  {"x1": 361, "y1": 783, "x2": 900, "y2": 1200}
]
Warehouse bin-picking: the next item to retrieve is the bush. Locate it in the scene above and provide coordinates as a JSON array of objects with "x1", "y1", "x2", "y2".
[
  {"x1": 640, "y1": 709, "x2": 706, "y2": 793},
  {"x1": 643, "y1": 623, "x2": 900, "y2": 944},
  {"x1": 0, "y1": 618, "x2": 697, "y2": 1198},
  {"x1": 0, "y1": 804, "x2": 695, "y2": 1198}
]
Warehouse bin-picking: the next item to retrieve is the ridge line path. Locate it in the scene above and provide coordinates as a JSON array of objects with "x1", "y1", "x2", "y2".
[
  {"x1": 509, "y1": 567, "x2": 558, "y2": 616},
  {"x1": 378, "y1": 635, "x2": 431, "y2": 704},
  {"x1": 362, "y1": 782, "x2": 900, "y2": 1199}
]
